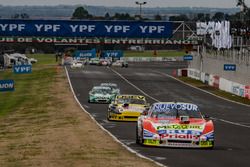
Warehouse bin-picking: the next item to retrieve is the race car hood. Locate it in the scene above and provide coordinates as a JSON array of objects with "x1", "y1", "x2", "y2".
[
  {"x1": 117, "y1": 104, "x2": 146, "y2": 113},
  {"x1": 146, "y1": 118, "x2": 207, "y2": 135}
]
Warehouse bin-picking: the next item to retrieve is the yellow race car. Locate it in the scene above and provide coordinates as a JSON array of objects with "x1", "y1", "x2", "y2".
[{"x1": 107, "y1": 94, "x2": 149, "y2": 121}]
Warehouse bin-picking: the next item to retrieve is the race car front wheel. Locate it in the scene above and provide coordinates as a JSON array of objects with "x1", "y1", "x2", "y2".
[
  {"x1": 107, "y1": 111, "x2": 111, "y2": 121},
  {"x1": 136, "y1": 126, "x2": 140, "y2": 144},
  {"x1": 140, "y1": 128, "x2": 144, "y2": 145},
  {"x1": 136, "y1": 126, "x2": 144, "y2": 145}
]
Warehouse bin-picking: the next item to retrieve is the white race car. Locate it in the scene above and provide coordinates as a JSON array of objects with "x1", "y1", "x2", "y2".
[
  {"x1": 100, "y1": 83, "x2": 120, "y2": 95},
  {"x1": 112, "y1": 60, "x2": 128, "y2": 68},
  {"x1": 70, "y1": 61, "x2": 84, "y2": 69},
  {"x1": 99, "y1": 59, "x2": 111, "y2": 66}
]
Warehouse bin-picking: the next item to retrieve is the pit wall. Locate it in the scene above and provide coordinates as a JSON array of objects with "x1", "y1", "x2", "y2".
[
  {"x1": 189, "y1": 50, "x2": 250, "y2": 86},
  {"x1": 178, "y1": 68, "x2": 250, "y2": 100}
]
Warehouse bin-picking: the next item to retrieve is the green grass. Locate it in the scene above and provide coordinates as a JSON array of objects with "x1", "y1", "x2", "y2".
[
  {"x1": 178, "y1": 77, "x2": 250, "y2": 105},
  {"x1": 0, "y1": 54, "x2": 57, "y2": 117},
  {"x1": 124, "y1": 50, "x2": 185, "y2": 57},
  {"x1": 26, "y1": 54, "x2": 56, "y2": 65}
]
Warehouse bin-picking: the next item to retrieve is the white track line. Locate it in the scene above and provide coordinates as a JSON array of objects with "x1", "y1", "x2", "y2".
[
  {"x1": 153, "y1": 70, "x2": 250, "y2": 108},
  {"x1": 110, "y1": 68, "x2": 250, "y2": 129},
  {"x1": 64, "y1": 66, "x2": 167, "y2": 167},
  {"x1": 153, "y1": 70, "x2": 250, "y2": 129},
  {"x1": 212, "y1": 117, "x2": 250, "y2": 128},
  {"x1": 109, "y1": 67, "x2": 160, "y2": 102}
]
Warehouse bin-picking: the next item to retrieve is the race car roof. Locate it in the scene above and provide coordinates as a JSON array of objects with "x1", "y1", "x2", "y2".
[
  {"x1": 100, "y1": 83, "x2": 117, "y2": 87},
  {"x1": 92, "y1": 86, "x2": 111, "y2": 90}
]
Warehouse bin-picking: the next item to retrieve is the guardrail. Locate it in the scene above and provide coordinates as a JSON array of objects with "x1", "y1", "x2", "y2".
[
  {"x1": 178, "y1": 68, "x2": 250, "y2": 100},
  {"x1": 122, "y1": 57, "x2": 182, "y2": 62}
]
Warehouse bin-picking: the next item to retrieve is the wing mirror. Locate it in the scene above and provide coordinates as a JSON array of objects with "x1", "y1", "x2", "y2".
[
  {"x1": 203, "y1": 114, "x2": 210, "y2": 119},
  {"x1": 122, "y1": 103, "x2": 129, "y2": 108},
  {"x1": 141, "y1": 110, "x2": 148, "y2": 116}
]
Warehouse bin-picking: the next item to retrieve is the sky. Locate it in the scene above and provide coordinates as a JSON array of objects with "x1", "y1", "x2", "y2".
[{"x1": 0, "y1": 0, "x2": 249, "y2": 8}]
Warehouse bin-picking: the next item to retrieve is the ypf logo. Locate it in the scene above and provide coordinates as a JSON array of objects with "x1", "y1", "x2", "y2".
[{"x1": 13, "y1": 65, "x2": 32, "y2": 74}]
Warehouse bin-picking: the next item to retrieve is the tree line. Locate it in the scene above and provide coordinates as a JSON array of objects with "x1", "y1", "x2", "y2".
[{"x1": 71, "y1": 3, "x2": 250, "y2": 23}]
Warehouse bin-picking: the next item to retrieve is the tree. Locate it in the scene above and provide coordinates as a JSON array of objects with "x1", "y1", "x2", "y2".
[
  {"x1": 71, "y1": 7, "x2": 92, "y2": 19},
  {"x1": 196, "y1": 13, "x2": 205, "y2": 21},
  {"x1": 112, "y1": 13, "x2": 134, "y2": 20},
  {"x1": 12, "y1": 14, "x2": 20, "y2": 19},
  {"x1": 236, "y1": 0, "x2": 249, "y2": 22},
  {"x1": 20, "y1": 13, "x2": 29, "y2": 19},
  {"x1": 104, "y1": 12, "x2": 110, "y2": 20},
  {"x1": 237, "y1": 0, "x2": 248, "y2": 13},
  {"x1": 169, "y1": 14, "x2": 189, "y2": 21},
  {"x1": 212, "y1": 12, "x2": 225, "y2": 21},
  {"x1": 204, "y1": 14, "x2": 211, "y2": 21},
  {"x1": 154, "y1": 14, "x2": 162, "y2": 20}
]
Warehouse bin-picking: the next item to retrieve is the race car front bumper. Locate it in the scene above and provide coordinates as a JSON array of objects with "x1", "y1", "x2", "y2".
[
  {"x1": 108, "y1": 111, "x2": 141, "y2": 121},
  {"x1": 142, "y1": 139, "x2": 214, "y2": 148},
  {"x1": 89, "y1": 97, "x2": 112, "y2": 103}
]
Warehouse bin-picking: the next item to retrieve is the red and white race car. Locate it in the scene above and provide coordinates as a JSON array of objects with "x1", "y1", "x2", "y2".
[{"x1": 136, "y1": 102, "x2": 214, "y2": 148}]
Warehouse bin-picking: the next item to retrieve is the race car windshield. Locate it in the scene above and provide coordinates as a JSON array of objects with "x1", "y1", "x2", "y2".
[
  {"x1": 151, "y1": 109, "x2": 177, "y2": 118},
  {"x1": 151, "y1": 109, "x2": 202, "y2": 119},
  {"x1": 107, "y1": 85, "x2": 117, "y2": 89},
  {"x1": 117, "y1": 98, "x2": 145, "y2": 105},
  {"x1": 101, "y1": 84, "x2": 117, "y2": 89},
  {"x1": 177, "y1": 110, "x2": 202, "y2": 118},
  {"x1": 92, "y1": 88, "x2": 111, "y2": 94}
]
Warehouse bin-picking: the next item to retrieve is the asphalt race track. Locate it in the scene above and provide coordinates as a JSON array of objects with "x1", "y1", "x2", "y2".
[{"x1": 67, "y1": 62, "x2": 250, "y2": 167}]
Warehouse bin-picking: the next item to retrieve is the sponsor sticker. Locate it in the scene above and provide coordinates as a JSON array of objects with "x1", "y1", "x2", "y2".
[
  {"x1": 199, "y1": 141, "x2": 213, "y2": 147},
  {"x1": 153, "y1": 103, "x2": 199, "y2": 112},
  {"x1": 117, "y1": 95, "x2": 145, "y2": 100},
  {"x1": 144, "y1": 139, "x2": 159, "y2": 145},
  {"x1": 157, "y1": 129, "x2": 202, "y2": 135},
  {"x1": 157, "y1": 124, "x2": 203, "y2": 130}
]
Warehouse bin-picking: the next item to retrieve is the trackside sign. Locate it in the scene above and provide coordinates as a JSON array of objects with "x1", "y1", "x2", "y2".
[
  {"x1": 0, "y1": 19, "x2": 173, "y2": 38},
  {"x1": 0, "y1": 37, "x2": 198, "y2": 45},
  {"x1": 74, "y1": 49, "x2": 96, "y2": 59},
  {"x1": 183, "y1": 55, "x2": 193, "y2": 61},
  {"x1": 13, "y1": 65, "x2": 32, "y2": 74},
  {"x1": 0, "y1": 80, "x2": 14, "y2": 92},
  {"x1": 102, "y1": 50, "x2": 123, "y2": 58}
]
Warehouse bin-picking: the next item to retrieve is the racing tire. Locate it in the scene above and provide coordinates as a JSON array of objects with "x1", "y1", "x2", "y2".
[
  {"x1": 107, "y1": 111, "x2": 111, "y2": 121},
  {"x1": 208, "y1": 141, "x2": 215, "y2": 150},
  {"x1": 136, "y1": 126, "x2": 140, "y2": 144},
  {"x1": 140, "y1": 127, "x2": 144, "y2": 145}
]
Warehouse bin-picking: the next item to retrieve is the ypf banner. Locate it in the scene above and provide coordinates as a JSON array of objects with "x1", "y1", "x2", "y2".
[
  {"x1": 0, "y1": 19, "x2": 173, "y2": 38},
  {"x1": 102, "y1": 50, "x2": 123, "y2": 58}
]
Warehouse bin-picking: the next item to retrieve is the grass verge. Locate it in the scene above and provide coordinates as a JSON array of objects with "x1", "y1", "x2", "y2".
[
  {"x1": 0, "y1": 54, "x2": 158, "y2": 167},
  {"x1": 178, "y1": 77, "x2": 250, "y2": 105}
]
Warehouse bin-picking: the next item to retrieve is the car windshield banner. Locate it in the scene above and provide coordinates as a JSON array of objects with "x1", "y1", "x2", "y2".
[{"x1": 0, "y1": 19, "x2": 173, "y2": 38}]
